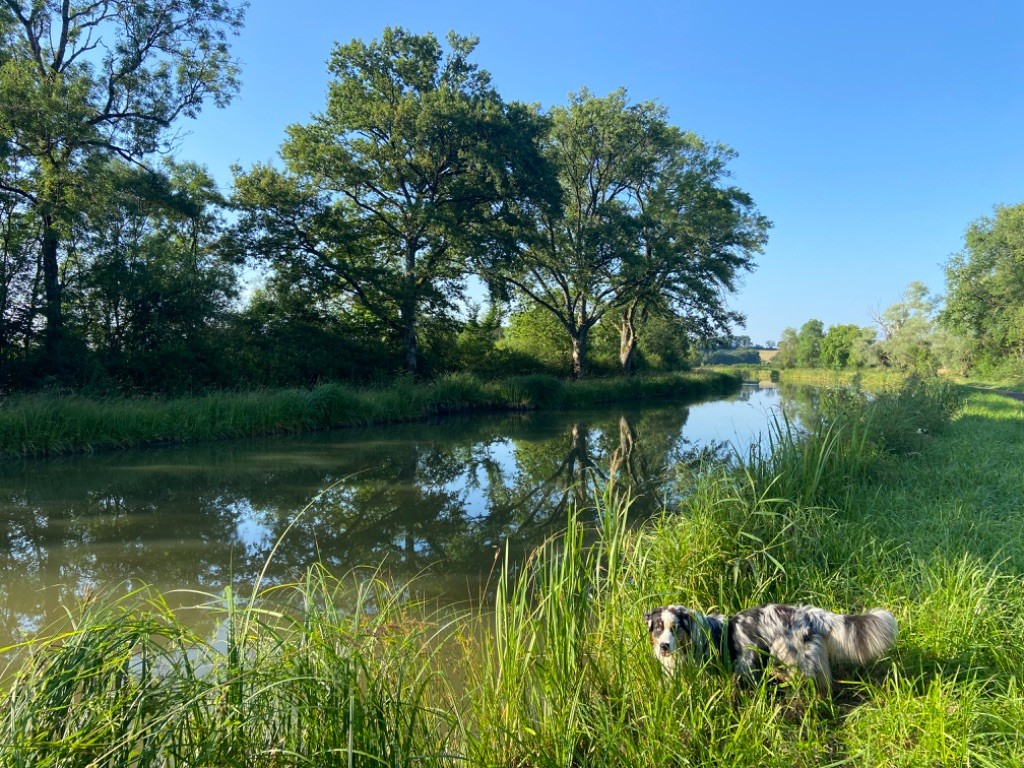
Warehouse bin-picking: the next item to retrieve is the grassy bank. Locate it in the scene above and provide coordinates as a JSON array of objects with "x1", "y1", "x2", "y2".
[
  {"x1": 714, "y1": 364, "x2": 909, "y2": 390},
  {"x1": 4, "y1": 376, "x2": 1023, "y2": 766},
  {"x1": 0, "y1": 370, "x2": 739, "y2": 459}
]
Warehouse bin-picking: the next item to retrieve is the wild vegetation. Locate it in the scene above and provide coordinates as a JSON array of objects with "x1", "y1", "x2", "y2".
[
  {"x1": 0, "y1": 369, "x2": 739, "y2": 459},
  {"x1": 771, "y1": 203, "x2": 1024, "y2": 381},
  {"x1": 5, "y1": 376, "x2": 1021, "y2": 766},
  {"x1": 1, "y1": 14, "x2": 767, "y2": 394},
  {"x1": 2, "y1": 6, "x2": 1024, "y2": 765}
]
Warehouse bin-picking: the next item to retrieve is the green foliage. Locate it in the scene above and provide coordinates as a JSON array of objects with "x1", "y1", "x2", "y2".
[
  {"x1": 0, "y1": 0, "x2": 245, "y2": 376},
  {"x1": 774, "y1": 326, "x2": 799, "y2": 368},
  {"x1": 702, "y1": 346, "x2": 762, "y2": 365},
  {"x1": 68, "y1": 160, "x2": 239, "y2": 391},
  {"x1": 230, "y1": 28, "x2": 558, "y2": 375},
  {"x1": 223, "y1": 286, "x2": 403, "y2": 386},
  {"x1": 795, "y1": 318, "x2": 824, "y2": 367},
  {"x1": 941, "y1": 203, "x2": 1024, "y2": 371},
  {"x1": 819, "y1": 323, "x2": 875, "y2": 369},
  {"x1": 875, "y1": 282, "x2": 941, "y2": 372},
  {"x1": 498, "y1": 88, "x2": 767, "y2": 378},
  {"x1": 634, "y1": 312, "x2": 699, "y2": 370},
  {"x1": 501, "y1": 305, "x2": 573, "y2": 373}
]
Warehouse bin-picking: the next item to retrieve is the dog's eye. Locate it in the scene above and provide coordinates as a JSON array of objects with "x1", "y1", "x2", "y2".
[{"x1": 655, "y1": 620, "x2": 664, "y2": 631}]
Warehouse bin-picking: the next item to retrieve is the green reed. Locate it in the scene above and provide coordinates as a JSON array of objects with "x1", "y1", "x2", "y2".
[{"x1": 0, "y1": 371, "x2": 740, "y2": 459}]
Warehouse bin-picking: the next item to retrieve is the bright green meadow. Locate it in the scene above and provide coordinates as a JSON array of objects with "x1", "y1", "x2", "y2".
[{"x1": 2, "y1": 376, "x2": 1023, "y2": 766}]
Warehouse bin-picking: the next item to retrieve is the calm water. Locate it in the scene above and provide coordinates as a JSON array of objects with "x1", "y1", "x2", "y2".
[{"x1": 0, "y1": 383, "x2": 802, "y2": 644}]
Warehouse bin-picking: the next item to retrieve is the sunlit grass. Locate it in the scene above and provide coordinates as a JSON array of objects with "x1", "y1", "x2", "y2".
[{"x1": 0, "y1": 370, "x2": 740, "y2": 459}]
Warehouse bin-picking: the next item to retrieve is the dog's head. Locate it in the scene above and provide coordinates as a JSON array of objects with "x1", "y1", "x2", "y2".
[{"x1": 644, "y1": 605, "x2": 708, "y2": 674}]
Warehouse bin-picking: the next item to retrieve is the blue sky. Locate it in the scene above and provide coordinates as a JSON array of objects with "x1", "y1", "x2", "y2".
[{"x1": 177, "y1": 1, "x2": 1024, "y2": 346}]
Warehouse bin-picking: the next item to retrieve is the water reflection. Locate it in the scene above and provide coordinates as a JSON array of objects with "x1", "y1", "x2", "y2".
[{"x1": 0, "y1": 383, "x2": 807, "y2": 644}]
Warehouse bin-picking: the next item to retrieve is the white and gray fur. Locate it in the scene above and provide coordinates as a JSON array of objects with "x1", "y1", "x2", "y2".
[{"x1": 644, "y1": 603, "x2": 897, "y2": 693}]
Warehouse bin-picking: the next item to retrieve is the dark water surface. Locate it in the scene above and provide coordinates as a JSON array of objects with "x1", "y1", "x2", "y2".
[{"x1": 0, "y1": 383, "x2": 798, "y2": 644}]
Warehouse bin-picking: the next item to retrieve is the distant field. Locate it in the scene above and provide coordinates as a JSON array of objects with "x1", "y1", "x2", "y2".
[{"x1": 758, "y1": 349, "x2": 778, "y2": 362}]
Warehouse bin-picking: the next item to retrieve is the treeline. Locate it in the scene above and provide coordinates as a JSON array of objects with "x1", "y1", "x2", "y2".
[
  {"x1": 0, "y1": 10, "x2": 769, "y2": 394},
  {"x1": 775, "y1": 201, "x2": 1024, "y2": 378}
]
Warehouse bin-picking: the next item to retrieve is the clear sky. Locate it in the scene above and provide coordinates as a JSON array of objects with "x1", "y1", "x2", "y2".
[{"x1": 177, "y1": 0, "x2": 1024, "y2": 346}]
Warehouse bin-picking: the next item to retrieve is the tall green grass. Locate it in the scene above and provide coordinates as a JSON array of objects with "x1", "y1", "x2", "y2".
[
  {"x1": 4, "y1": 375, "x2": 1023, "y2": 766},
  {"x1": 1, "y1": 571, "x2": 458, "y2": 767},
  {"x1": 0, "y1": 371, "x2": 741, "y2": 459}
]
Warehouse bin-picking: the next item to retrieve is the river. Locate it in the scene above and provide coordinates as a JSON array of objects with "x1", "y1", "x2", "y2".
[{"x1": 0, "y1": 382, "x2": 806, "y2": 645}]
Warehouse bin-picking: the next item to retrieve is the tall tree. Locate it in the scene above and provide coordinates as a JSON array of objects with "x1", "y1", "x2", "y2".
[
  {"x1": 773, "y1": 326, "x2": 799, "y2": 368},
  {"x1": 874, "y1": 281, "x2": 939, "y2": 371},
  {"x1": 820, "y1": 323, "x2": 869, "y2": 369},
  {"x1": 498, "y1": 89, "x2": 663, "y2": 378},
  {"x1": 231, "y1": 28, "x2": 558, "y2": 375},
  {"x1": 615, "y1": 133, "x2": 768, "y2": 372},
  {"x1": 70, "y1": 160, "x2": 236, "y2": 389},
  {"x1": 940, "y1": 203, "x2": 1024, "y2": 367},
  {"x1": 795, "y1": 318, "x2": 824, "y2": 367},
  {"x1": 499, "y1": 89, "x2": 765, "y2": 378},
  {"x1": 0, "y1": 0, "x2": 244, "y2": 375}
]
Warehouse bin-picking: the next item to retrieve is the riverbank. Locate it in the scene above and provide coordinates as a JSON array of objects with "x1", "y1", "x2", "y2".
[
  {"x1": 0, "y1": 370, "x2": 740, "y2": 459},
  {"x1": 5, "y1": 375, "x2": 1022, "y2": 765},
  {"x1": 720, "y1": 364, "x2": 909, "y2": 390}
]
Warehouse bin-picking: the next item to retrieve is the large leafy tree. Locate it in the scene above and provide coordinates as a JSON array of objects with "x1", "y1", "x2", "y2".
[
  {"x1": 0, "y1": 0, "x2": 245, "y2": 375},
  {"x1": 69, "y1": 160, "x2": 237, "y2": 389},
  {"x1": 499, "y1": 89, "x2": 765, "y2": 378},
  {"x1": 498, "y1": 89, "x2": 663, "y2": 379},
  {"x1": 940, "y1": 203, "x2": 1024, "y2": 367},
  {"x1": 820, "y1": 323, "x2": 872, "y2": 369},
  {"x1": 795, "y1": 318, "x2": 824, "y2": 367},
  {"x1": 231, "y1": 28, "x2": 558, "y2": 375},
  {"x1": 874, "y1": 281, "x2": 940, "y2": 371},
  {"x1": 616, "y1": 133, "x2": 768, "y2": 372}
]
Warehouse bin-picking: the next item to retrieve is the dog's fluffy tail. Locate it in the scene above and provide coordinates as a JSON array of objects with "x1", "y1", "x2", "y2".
[{"x1": 825, "y1": 609, "x2": 897, "y2": 666}]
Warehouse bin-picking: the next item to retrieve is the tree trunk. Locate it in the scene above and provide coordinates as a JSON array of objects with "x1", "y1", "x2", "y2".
[
  {"x1": 571, "y1": 328, "x2": 588, "y2": 379},
  {"x1": 618, "y1": 301, "x2": 645, "y2": 375},
  {"x1": 40, "y1": 213, "x2": 64, "y2": 374},
  {"x1": 619, "y1": 317, "x2": 638, "y2": 374},
  {"x1": 400, "y1": 297, "x2": 417, "y2": 375},
  {"x1": 401, "y1": 243, "x2": 418, "y2": 375}
]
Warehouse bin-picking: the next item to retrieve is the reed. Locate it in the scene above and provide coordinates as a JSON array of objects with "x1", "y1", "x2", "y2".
[{"x1": 0, "y1": 371, "x2": 740, "y2": 459}]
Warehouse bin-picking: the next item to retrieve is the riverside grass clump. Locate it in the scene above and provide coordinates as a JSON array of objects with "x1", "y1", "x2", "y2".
[
  {"x1": 0, "y1": 570, "x2": 458, "y2": 768},
  {"x1": 0, "y1": 370, "x2": 740, "y2": 459},
  {"x1": 4, "y1": 376, "x2": 1024, "y2": 766}
]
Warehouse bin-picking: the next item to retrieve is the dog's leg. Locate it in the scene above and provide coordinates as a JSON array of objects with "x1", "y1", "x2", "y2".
[{"x1": 810, "y1": 647, "x2": 832, "y2": 695}]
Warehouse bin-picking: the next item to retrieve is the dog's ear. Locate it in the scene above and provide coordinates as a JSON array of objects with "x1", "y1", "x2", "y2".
[
  {"x1": 668, "y1": 606, "x2": 691, "y2": 634},
  {"x1": 643, "y1": 608, "x2": 660, "y2": 631}
]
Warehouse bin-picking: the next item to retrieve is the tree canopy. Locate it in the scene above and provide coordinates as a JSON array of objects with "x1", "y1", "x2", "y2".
[
  {"x1": 231, "y1": 28, "x2": 559, "y2": 375},
  {"x1": 941, "y1": 203, "x2": 1024, "y2": 368},
  {"x1": 496, "y1": 89, "x2": 767, "y2": 378},
  {"x1": 0, "y1": 0, "x2": 245, "y2": 375}
]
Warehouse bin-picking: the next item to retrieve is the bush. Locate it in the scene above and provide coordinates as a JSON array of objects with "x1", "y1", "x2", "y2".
[{"x1": 701, "y1": 347, "x2": 762, "y2": 365}]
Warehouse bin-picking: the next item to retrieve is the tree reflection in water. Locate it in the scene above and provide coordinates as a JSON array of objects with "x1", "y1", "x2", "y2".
[{"x1": 0, "y1": 385, "x2": 803, "y2": 644}]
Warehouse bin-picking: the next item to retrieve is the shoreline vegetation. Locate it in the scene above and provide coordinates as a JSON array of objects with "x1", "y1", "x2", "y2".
[
  {"x1": 0, "y1": 370, "x2": 741, "y2": 460},
  {"x1": 4, "y1": 374, "x2": 1024, "y2": 766}
]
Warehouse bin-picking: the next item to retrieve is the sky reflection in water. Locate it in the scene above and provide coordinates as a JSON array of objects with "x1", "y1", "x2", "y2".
[{"x1": 0, "y1": 383, "x2": 811, "y2": 643}]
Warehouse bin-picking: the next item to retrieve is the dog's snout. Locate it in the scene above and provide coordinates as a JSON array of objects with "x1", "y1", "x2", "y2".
[{"x1": 659, "y1": 642, "x2": 671, "y2": 652}]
